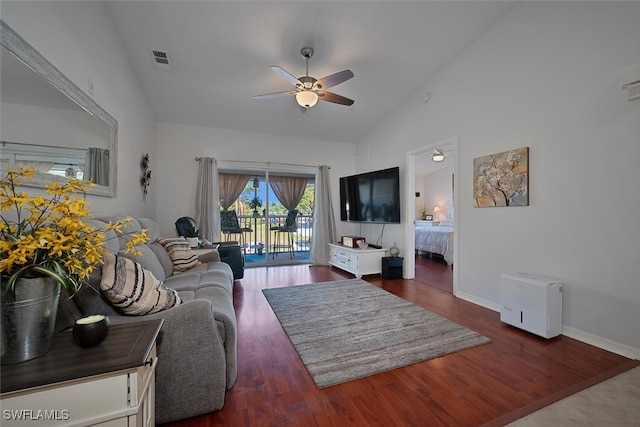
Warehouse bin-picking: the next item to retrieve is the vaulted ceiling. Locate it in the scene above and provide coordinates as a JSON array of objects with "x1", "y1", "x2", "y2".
[{"x1": 103, "y1": 1, "x2": 515, "y2": 143}]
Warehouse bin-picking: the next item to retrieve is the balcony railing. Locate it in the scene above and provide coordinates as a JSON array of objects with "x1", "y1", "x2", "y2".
[{"x1": 220, "y1": 214, "x2": 312, "y2": 255}]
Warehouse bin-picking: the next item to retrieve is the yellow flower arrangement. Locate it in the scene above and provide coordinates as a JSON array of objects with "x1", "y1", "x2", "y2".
[
  {"x1": 0, "y1": 166, "x2": 148, "y2": 296},
  {"x1": 419, "y1": 205, "x2": 429, "y2": 216}
]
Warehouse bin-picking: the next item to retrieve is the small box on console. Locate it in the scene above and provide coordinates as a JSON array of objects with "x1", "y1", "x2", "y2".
[{"x1": 341, "y1": 236, "x2": 366, "y2": 248}]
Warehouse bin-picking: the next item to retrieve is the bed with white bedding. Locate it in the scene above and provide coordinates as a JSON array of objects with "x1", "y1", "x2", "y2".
[{"x1": 415, "y1": 220, "x2": 454, "y2": 265}]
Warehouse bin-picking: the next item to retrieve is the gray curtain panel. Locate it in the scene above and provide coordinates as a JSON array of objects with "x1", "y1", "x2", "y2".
[
  {"x1": 195, "y1": 157, "x2": 220, "y2": 243},
  {"x1": 309, "y1": 165, "x2": 336, "y2": 265},
  {"x1": 84, "y1": 147, "x2": 110, "y2": 185}
]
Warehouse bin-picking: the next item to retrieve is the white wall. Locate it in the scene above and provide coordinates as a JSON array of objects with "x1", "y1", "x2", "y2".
[
  {"x1": 154, "y1": 122, "x2": 356, "y2": 237},
  {"x1": 356, "y1": 2, "x2": 640, "y2": 357},
  {"x1": 2, "y1": 103, "x2": 112, "y2": 150},
  {"x1": 422, "y1": 165, "x2": 454, "y2": 221},
  {"x1": 1, "y1": 2, "x2": 156, "y2": 217}
]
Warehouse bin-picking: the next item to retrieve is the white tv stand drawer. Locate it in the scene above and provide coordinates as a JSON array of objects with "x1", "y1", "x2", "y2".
[{"x1": 328, "y1": 243, "x2": 387, "y2": 278}]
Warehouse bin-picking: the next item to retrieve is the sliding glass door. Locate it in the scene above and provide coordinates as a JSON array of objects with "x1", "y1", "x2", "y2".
[{"x1": 218, "y1": 162, "x2": 315, "y2": 266}]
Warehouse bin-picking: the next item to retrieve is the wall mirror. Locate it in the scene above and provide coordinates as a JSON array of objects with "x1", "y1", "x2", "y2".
[{"x1": 1, "y1": 20, "x2": 117, "y2": 197}]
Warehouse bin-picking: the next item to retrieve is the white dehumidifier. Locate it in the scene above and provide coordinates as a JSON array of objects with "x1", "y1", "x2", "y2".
[{"x1": 500, "y1": 273, "x2": 562, "y2": 338}]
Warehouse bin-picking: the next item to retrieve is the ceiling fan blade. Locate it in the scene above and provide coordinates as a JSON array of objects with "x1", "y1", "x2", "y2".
[
  {"x1": 315, "y1": 70, "x2": 354, "y2": 90},
  {"x1": 270, "y1": 66, "x2": 302, "y2": 87},
  {"x1": 317, "y1": 91, "x2": 354, "y2": 106},
  {"x1": 254, "y1": 90, "x2": 297, "y2": 99}
]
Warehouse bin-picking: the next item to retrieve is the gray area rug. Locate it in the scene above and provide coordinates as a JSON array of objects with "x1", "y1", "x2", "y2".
[{"x1": 262, "y1": 279, "x2": 492, "y2": 388}]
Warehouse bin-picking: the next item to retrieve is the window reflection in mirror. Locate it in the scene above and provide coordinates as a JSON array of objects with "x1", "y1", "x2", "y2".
[{"x1": 0, "y1": 20, "x2": 117, "y2": 196}]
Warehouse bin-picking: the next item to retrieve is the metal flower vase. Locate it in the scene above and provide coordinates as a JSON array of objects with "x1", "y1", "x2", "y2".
[{"x1": 1, "y1": 277, "x2": 61, "y2": 364}]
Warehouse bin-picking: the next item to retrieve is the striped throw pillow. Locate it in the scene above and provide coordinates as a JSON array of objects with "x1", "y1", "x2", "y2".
[
  {"x1": 158, "y1": 237, "x2": 201, "y2": 273},
  {"x1": 100, "y1": 253, "x2": 181, "y2": 315}
]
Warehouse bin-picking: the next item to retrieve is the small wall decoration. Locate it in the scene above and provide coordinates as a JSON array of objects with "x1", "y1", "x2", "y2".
[
  {"x1": 473, "y1": 147, "x2": 529, "y2": 207},
  {"x1": 140, "y1": 153, "x2": 151, "y2": 202}
]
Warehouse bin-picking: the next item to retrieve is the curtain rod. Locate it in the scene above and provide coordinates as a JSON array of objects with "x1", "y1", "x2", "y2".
[
  {"x1": 194, "y1": 157, "x2": 329, "y2": 169},
  {"x1": 2, "y1": 140, "x2": 97, "y2": 153}
]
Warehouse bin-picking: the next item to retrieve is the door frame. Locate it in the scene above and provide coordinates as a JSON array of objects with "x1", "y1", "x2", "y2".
[{"x1": 404, "y1": 136, "x2": 459, "y2": 295}]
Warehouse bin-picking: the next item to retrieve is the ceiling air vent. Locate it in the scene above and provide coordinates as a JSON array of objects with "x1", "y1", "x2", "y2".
[{"x1": 151, "y1": 49, "x2": 173, "y2": 71}]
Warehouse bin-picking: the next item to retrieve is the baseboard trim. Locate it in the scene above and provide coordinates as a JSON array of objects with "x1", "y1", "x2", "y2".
[
  {"x1": 562, "y1": 325, "x2": 640, "y2": 360},
  {"x1": 455, "y1": 290, "x2": 501, "y2": 312},
  {"x1": 455, "y1": 292, "x2": 640, "y2": 360}
]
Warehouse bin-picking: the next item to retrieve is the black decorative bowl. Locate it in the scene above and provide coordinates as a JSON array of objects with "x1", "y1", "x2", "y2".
[{"x1": 73, "y1": 315, "x2": 109, "y2": 348}]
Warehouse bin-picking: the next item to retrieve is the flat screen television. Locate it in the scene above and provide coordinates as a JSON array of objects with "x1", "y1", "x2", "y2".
[{"x1": 339, "y1": 166, "x2": 401, "y2": 224}]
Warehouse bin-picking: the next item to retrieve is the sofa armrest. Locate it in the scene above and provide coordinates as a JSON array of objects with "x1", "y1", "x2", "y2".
[
  {"x1": 107, "y1": 300, "x2": 227, "y2": 423},
  {"x1": 215, "y1": 243, "x2": 244, "y2": 280},
  {"x1": 198, "y1": 250, "x2": 220, "y2": 263}
]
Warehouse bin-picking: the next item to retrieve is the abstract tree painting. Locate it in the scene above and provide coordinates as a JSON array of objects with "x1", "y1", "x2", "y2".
[{"x1": 473, "y1": 147, "x2": 529, "y2": 207}]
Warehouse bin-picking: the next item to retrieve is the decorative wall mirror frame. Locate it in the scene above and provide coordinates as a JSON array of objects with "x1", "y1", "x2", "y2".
[{"x1": 1, "y1": 19, "x2": 118, "y2": 197}]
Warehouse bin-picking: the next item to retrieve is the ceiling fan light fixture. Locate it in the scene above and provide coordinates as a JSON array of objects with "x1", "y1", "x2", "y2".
[
  {"x1": 296, "y1": 90, "x2": 319, "y2": 109},
  {"x1": 432, "y1": 149, "x2": 445, "y2": 162},
  {"x1": 255, "y1": 46, "x2": 354, "y2": 109}
]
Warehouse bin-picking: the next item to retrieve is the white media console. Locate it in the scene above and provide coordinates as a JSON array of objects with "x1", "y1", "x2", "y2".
[{"x1": 328, "y1": 243, "x2": 387, "y2": 278}]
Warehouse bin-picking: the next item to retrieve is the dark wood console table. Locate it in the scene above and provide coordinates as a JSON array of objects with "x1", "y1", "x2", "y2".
[{"x1": 1, "y1": 319, "x2": 163, "y2": 426}]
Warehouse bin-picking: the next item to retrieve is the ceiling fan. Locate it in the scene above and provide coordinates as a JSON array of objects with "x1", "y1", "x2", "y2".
[{"x1": 254, "y1": 47, "x2": 354, "y2": 110}]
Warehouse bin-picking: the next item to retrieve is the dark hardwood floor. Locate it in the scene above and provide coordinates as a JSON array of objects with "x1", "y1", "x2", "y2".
[
  {"x1": 165, "y1": 257, "x2": 636, "y2": 427},
  {"x1": 414, "y1": 252, "x2": 453, "y2": 293}
]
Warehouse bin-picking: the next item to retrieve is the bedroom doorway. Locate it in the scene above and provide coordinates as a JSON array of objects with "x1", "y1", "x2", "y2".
[{"x1": 405, "y1": 136, "x2": 459, "y2": 295}]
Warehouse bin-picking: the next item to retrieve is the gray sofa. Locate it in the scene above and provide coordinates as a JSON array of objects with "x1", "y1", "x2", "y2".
[{"x1": 55, "y1": 217, "x2": 237, "y2": 424}]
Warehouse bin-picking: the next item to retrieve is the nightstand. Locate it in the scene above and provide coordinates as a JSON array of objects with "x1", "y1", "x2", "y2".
[
  {"x1": 415, "y1": 220, "x2": 440, "y2": 227},
  {"x1": 1, "y1": 319, "x2": 163, "y2": 427}
]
